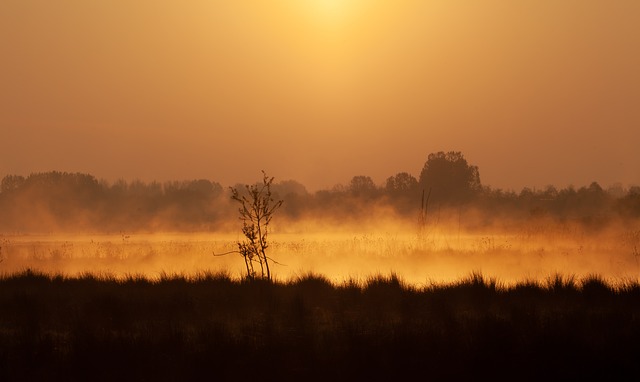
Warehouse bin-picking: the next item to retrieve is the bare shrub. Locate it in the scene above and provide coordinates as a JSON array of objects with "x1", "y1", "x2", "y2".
[{"x1": 229, "y1": 171, "x2": 283, "y2": 280}]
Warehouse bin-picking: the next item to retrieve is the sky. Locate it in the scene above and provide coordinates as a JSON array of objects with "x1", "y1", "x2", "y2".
[{"x1": 1, "y1": 0, "x2": 639, "y2": 192}]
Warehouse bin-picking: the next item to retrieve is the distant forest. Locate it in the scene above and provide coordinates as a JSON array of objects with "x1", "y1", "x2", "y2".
[{"x1": 1, "y1": 151, "x2": 639, "y2": 232}]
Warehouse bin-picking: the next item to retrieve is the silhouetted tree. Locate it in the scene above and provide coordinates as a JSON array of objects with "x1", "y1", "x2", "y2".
[
  {"x1": 607, "y1": 183, "x2": 626, "y2": 199},
  {"x1": 272, "y1": 180, "x2": 308, "y2": 198},
  {"x1": 385, "y1": 172, "x2": 419, "y2": 214},
  {"x1": 161, "y1": 179, "x2": 223, "y2": 227},
  {"x1": 418, "y1": 151, "x2": 481, "y2": 204},
  {"x1": 229, "y1": 171, "x2": 283, "y2": 280},
  {"x1": 385, "y1": 172, "x2": 418, "y2": 194},
  {"x1": 1, "y1": 175, "x2": 25, "y2": 194},
  {"x1": 271, "y1": 180, "x2": 308, "y2": 219},
  {"x1": 541, "y1": 185, "x2": 559, "y2": 200},
  {"x1": 349, "y1": 175, "x2": 377, "y2": 197},
  {"x1": 616, "y1": 187, "x2": 640, "y2": 218}
]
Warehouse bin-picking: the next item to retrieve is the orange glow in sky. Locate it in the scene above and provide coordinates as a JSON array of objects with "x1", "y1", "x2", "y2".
[{"x1": 1, "y1": 0, "x2": 639, "y2": 190}]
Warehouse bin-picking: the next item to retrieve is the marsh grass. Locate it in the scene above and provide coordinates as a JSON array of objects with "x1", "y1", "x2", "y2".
[
  {"x1": 1, "y1": 270, "x2": 639, "y2": 381},
  {"x1": 3, "y1": 227, "x2": 640, "y2": 285}
]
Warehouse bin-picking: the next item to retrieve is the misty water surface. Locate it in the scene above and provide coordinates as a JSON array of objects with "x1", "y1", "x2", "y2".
[{"x1": 2, "y1": 221, "x2": 638, "y2": 286}]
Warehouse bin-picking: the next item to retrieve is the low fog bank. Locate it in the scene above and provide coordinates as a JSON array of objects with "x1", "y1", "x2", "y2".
[
  {"x1": 1, "y1": 208, "x2": 638, "y2": 286},
  {"x1": 1, "y1": 150, "x2": 639, "y2": 283},
  {"x1": 1, "y1": 222, "x2": 639, "y2": 286},
  {"x1": 0, "y1": 168, "x2": 639, "y2": 235}
]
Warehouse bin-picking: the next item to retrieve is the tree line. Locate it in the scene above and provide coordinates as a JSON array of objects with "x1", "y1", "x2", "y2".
[{"x1": 1, "y1": 151, "x2": 638, "y2": 232}]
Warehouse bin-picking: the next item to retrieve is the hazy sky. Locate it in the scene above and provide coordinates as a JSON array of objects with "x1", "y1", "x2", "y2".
[{"x1": 1, "y1": 0, "x2": 639, "y2": 191}]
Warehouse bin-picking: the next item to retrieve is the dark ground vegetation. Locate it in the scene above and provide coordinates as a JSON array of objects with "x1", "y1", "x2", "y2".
[{"x1": 1, "y1": 270, "x2": 639, "y2": 381}]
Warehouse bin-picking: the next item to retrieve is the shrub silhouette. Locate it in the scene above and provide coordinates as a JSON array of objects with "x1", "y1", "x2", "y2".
[{"x1": 229, "y1": 171, "x2": 283, "y2": 281}]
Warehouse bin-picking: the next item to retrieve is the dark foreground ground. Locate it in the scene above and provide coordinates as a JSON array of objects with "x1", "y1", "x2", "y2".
[{"x1": 1, "y1": 270, "x2": 639, "y2": 381}]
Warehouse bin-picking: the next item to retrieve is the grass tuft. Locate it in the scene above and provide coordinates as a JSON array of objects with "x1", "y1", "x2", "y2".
[{"x1": 0, "y1": 270, "x2": 638, "y2": 379}]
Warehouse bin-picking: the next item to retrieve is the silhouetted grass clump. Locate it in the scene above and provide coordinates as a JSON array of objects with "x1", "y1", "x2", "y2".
[{"x1": 1, "y1": 270, "x2": 639, "y2": 381}]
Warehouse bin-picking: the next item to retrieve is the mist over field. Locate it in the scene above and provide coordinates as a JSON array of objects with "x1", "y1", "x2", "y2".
[
  {"x1": 2, "y1": 1, "x2": 639, "y2": 286},
  {"x1": 1, "y1": 152, "x2": 639, "y2": 285},
  {"x1": 3, "y1": 2, "x2": 640, "y2": 379}
]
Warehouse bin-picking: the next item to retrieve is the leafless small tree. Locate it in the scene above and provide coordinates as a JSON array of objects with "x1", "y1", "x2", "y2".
[{"x1": 229, "y1": 171, "x2": 283, "y2": 281}]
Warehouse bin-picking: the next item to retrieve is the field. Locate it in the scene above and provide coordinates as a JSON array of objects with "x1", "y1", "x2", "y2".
[
  {"x1": 1, "y1": 221, "x2": 640, "y2": 380},
  {"x1": 1, "y1": 219, "x2": 639, "y2": 285}
]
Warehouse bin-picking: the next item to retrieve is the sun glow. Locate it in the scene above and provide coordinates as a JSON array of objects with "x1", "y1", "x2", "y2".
[
  {"x1": 311, "y1": 0, "x2": 348, "y2": 14},
  {"x1": 298, "y1": 0, "x2": 366, "y2": 26}
]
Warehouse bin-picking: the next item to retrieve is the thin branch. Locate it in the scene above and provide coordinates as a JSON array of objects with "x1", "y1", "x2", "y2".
[
  {"x1": 212, "y1": 250, "x2": 240, "y2": 257},
  {"x1": 266, "y1": 256, "x2": 287, "y2": 266}
]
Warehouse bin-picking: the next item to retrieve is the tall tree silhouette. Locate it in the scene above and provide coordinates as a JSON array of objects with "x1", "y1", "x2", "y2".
[{"x1": 418, "y1": 151, "x2": 481, "y2": 204}]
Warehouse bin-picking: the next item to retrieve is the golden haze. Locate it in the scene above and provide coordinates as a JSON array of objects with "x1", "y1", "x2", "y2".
[{"x1": 0, "y1": 1, "x2": 639, "y2": 190}]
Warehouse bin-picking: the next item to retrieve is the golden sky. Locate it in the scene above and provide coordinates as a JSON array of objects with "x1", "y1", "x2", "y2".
[{"x1": 1, "y1": 0, "x2": 639, "y2": 191}]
